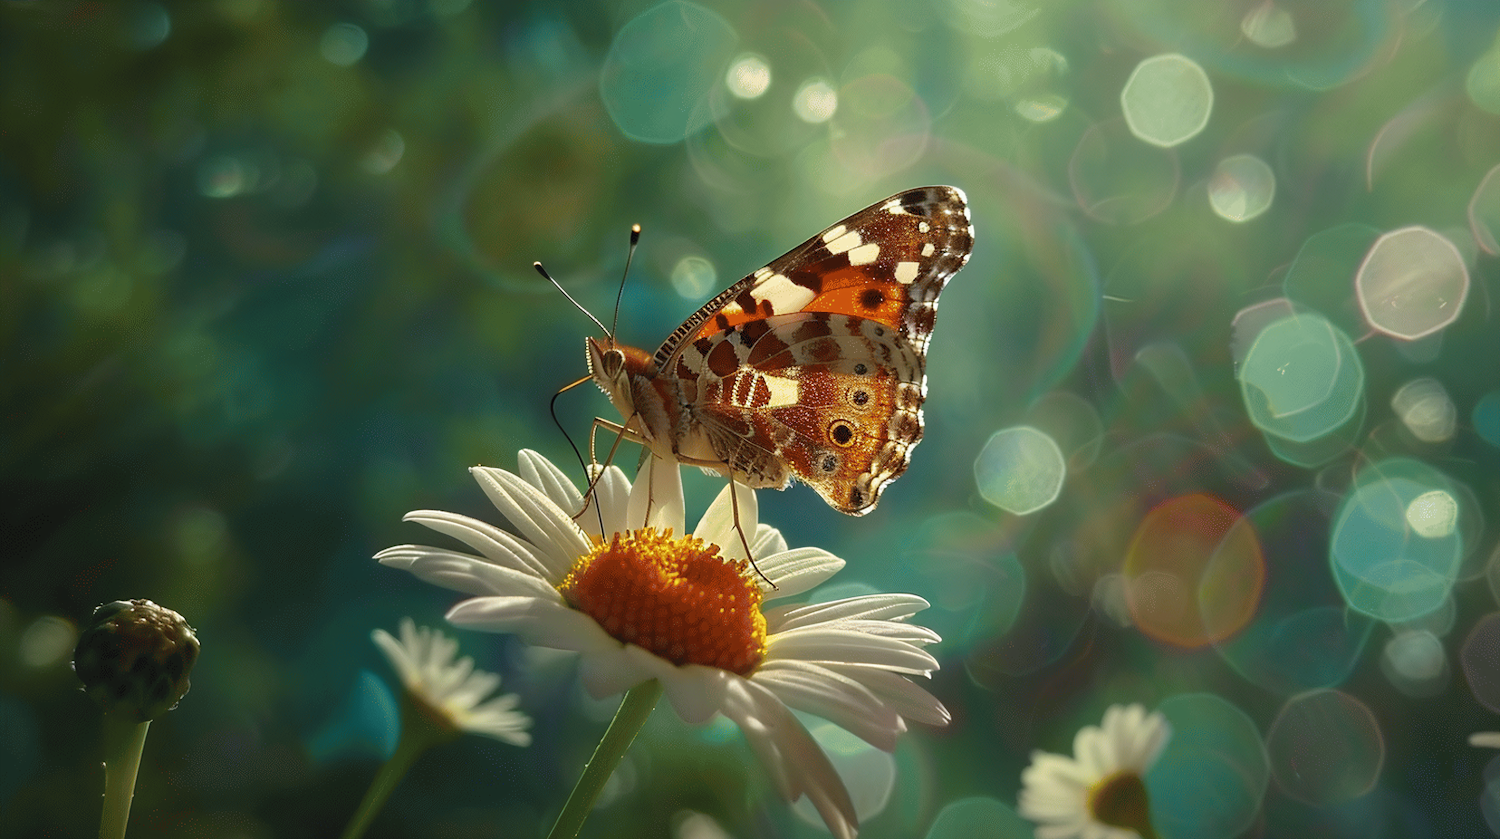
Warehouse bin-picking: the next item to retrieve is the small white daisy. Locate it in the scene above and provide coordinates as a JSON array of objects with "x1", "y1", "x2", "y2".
[
  {"x1": 372, "y1": 618, "x2": 532, "y2": 746},
  {"x1": 376, "y1": 450, "x2": 949, "y2": 839},
  {"x1": 1017, "y1": 703, "x2": 1171, "y2": 839}
]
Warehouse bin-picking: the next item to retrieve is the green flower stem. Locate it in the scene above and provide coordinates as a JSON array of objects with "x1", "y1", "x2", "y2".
[
  {"x1": 98, "y1": 714, "x2": 150, "y2": 839},
  {"x1": 547, "y1": 679, "x2": 664, "y2": 839},
  {"x1": 341, "y1": 695, "x2": 454, "y2": 839}
]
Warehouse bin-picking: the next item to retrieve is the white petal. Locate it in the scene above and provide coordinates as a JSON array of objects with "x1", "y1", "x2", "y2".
[
  {"x1": 517, "y1": 449, "x2": 585, "y2": 517},
  {"x1": 382, "y1": 550, "x2": 558, "y2": 598},
  {"x1": 395, "y1": 511, "x2": 554, "y2": 580},
  {"x1": 756, "y1": 548, "x2": 845, "y2": 600},
  {"x1": 753, "y1": 661, "x2": 903, "y2": 751},
  {"x1": 471, "y1": 467, "x2": 590, "y2": 572},
  {"x1": 577, "y1": 644, "x2": 655, "y2": 698},
  {"x1": 751, "y1": 523, "x2": 788, "y2": 557},
  {"x1": 649, "y1": 656, "x2": 733, "y2": 725},
  {"x1": 577, "y1": 463, "x2": 632, "y2": 540},
  {"x1": 626, "y1": 456, "x2": 686, "y2": 534},
  {"x1": 694, "y1": 479, "x2": 759, "y2": 561},
  {"x1": 766, "y1": 593, "x2": 930, "y2": 629},
  {"x1": 445, "y1": 596, "x2": 618, "y2": 655},
  {"x1": 817, "y1": 663, "x2": 950, "y2": 727},
  {"x1": 721, "y1": 678, "x2": 858, "y2": 839},
  {"x1": 767, "y1": 628, "x2": 939, "y2": 675}
]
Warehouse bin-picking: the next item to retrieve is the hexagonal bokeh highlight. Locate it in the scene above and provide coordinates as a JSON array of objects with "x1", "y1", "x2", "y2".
[
  {"x1": 974, "y1": 426, "x2": 1066, "y2": 515},
  {"x1": 1208, "y1": 154, "x2": 1275, "y2": 222},
  {"x1": 1355, "y1": 226, "x2": 1469, "y2": 340},
  {"x1": 1390, "y1": 377, "x2": 1456, "y2": 444},
  {"x1": 1470, "y1": 163, "x2": 1500, "y2": 255},
  {"x1": 1239, "y1": 312, "x2": 1364, "y2": 444},
  {"x1": 1330, "y1": 459, "x2": 1465, "y2": 623},
  {"x1": 1121, "y1": 53, "x2": 1213, "y2": 148}
]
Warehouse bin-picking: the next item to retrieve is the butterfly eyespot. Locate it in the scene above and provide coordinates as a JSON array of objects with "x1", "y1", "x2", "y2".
[
  {"x1": 820, "y1": 454, "x2": 839, "y2": 473},
  {"x1": 848, "y1": 487, "x2": 865, "y2": 508},
  {"x1": 828, "y1": 420, "x2": 855, "y2": 447},
  {"x1": 859, "y1": 288, "x2": 884, "y2": 309},
  {"x1": 851, "y1": 390, "x2": 870, "y2": 406},
  {"x1": 853, "y1": 363, "x2": 869, "y2": 376}
]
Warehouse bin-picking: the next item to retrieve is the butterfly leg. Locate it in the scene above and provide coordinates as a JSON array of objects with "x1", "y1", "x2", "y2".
[{"x1": 723, "y1": 475, "x2": 774, "y2": 589}]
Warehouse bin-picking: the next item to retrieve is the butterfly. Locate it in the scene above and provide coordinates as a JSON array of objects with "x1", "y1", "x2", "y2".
[{"x1": 583, "y1": 186, "x2": 973, "y2": 516}]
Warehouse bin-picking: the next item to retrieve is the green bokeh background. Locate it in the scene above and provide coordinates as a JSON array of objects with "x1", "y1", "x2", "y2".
[{"x1": 5, "y1": 0, "x2": 1500, "y2": 837}]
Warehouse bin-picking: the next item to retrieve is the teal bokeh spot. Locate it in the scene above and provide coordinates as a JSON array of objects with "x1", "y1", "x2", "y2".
[
  {"x1": 1215, "y1": 492, "x2": 1374, "y2": 694},
  {"x1": 1474, "y1": 391, "x2": 1500, "y2": 449},
  {"x1": 1330, "y1": 460, "x2": 1464, "y2": 623},
  {"x1": 925, "y1": 797, "x2": 1032, "y2": 839},
  {"x1": 305, "y1": 670, "x2": 399, "y2": 763},
  {"x1": 1152, "y1": 693, "x2": 1269, "y2": 839},
  {"x1": 1240, "y1": 312, "x2": 1364, "y2": 443},
  {"x1": 599, "y1": 1, "x2": 738, "y2": 144}
]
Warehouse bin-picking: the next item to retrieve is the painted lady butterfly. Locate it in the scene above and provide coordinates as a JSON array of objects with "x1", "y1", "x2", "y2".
[{"x1": 586, "y1": 186, "x2": 973, "y2": 515}]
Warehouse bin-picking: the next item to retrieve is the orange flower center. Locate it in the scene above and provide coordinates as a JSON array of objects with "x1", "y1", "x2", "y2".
[
  {"x1": 1088, "y1": 770, "x2": 1158, "y2": 839},
  {"x1": 558, "y1": 528, "x2": 767, "y2": 675}
]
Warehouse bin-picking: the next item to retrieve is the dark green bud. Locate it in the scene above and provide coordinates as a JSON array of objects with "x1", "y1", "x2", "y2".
[{"x1": 73, "y1": 600, "x2": 200, "y2": 722}]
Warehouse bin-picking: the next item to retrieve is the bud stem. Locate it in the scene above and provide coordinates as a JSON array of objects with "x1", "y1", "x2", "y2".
[{"x1": 99, "y1": 714, "x2": 150, "y2": 839}]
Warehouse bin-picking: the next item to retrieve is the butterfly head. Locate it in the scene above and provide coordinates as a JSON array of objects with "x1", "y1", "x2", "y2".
[{"x1": 586, "y1": 336, "x2": 656, "y2": 415}]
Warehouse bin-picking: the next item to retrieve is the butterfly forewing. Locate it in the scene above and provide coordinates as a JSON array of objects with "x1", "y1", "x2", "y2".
[{"x1": 592, "y1": 186, "x2": 973, "y2": 516}]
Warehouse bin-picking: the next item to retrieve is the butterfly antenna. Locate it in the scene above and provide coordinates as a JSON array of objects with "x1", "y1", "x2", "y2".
[
  {"x1": 550, "y1": 377, "x2": 607, "y2": 536},
  {"x1": 534, "y1": 262, "x2": 612, "y2": 338},
  {"x1": 610, "y1": 224, "x2": 641, "y2": 343}
]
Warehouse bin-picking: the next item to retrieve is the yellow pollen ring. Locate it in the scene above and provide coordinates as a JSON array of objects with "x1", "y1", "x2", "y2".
[{"x1": 558, "y1": 528, "x2": 768, "y2": 675}]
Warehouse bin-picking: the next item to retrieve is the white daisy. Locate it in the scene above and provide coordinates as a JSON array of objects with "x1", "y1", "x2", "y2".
[
  {"x1": 1017, "y1": 703, "x2": 1171, "y2": 839},
  {"x1": 376, "y1": 450, "x2": 949, "y2": 839},
  {"x1": 372, "y1": 618, "x2": 532, "y2": 746}
]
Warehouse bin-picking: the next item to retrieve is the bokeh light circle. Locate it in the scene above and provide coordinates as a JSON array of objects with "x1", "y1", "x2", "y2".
[
  {"x1": 828, "y1": 74, "x2": 930, "y2": 177},
  {"x1": 1208, "y1": 154, "x2": 1275, "y2": 222},
  {"x1": 725, "y1": 53, "x2": 770, "y2": 99},
  {"x1": 1238, "y1": 311, "x2": 1364, "y2": 444},
  {"x1": 1355, "y1": 226, "x2": 1468, "y2": 340},
  {"x1": 1069, "y1": 119, "x2": 1180, "y2": 225},
  {"x1": 792, "y1": 78, "x2": 837, "y2": 123},
  {"x1": 1241, "y1": 3, "x2": 1296, "y2": 48},
  {"x1": 1469, "y1": 164, "x2": 1500, "y2": 255},
  {"x1": 320, "y1": 23, "x2": 368, "y2": 67},
  {"x1": 1330, "y1": 459, "x2": 1464, "y2": 623},
  {"x1": 1380, "y1": 629, "x2": 1447, "y2": 698},
  {"x1": 1390, "y1": 377, "x2": 1456, "y2": 443},
  {"x1": 599, "y1": 1, "x2": 738, "y2": 144},
  {"x1": 924, "y1": 796, "x2": 1031, "y2": 838},
  {"x1": 1122, "y1": 494, "x2": 1264, "y2": 648},
  {"x1": 1121, "y1": 53, "x2": 1214, "y2": 148},
  {"x1": 1461, "y1": 613, "x2": 1500, "y2": 713},
  {"x1": 973, "y1": 426, "x2": 1066, "y2": 515},
  {"x1": 1151, "y1": 693, "x2": 1269, "y2": 839},
  {"x1": 1266, "y1": 689, "x2": 1384, "y2": 805}
]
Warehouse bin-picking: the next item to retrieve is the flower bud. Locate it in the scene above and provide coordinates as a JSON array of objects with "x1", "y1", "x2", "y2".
[{"x1": 73, "y1": 600, "x2": 199, "y2": 721}]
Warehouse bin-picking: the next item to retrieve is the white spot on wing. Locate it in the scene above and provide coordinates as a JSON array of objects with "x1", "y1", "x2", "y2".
[
  {"x1": 848, "y1": 242, "x2": 880, "y2": 265},
  {"x1": 754, "y1": 273, "x2": 816, "y2": 312},
  {"x1": 821, "y1": 224, "x2": 847, "y2": 245},
  {"x1": 760, "y1": 373, "x2": 800, "y2": 407},
  {"x1": 918, "y1": 221, "x2": 930, "y2": 233},
  {"x1": 825, "y1": 229, "x2": 861, "y2": 255},
  {"x1": 894, "y1": 261, "x2": 919, "y2": 284},
  {"x1": 883, "y1": 199, "x2": 907, "y2": 214},
  {"x1": 921, "y1": 242, "x2": 935, "y2": 257}
]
